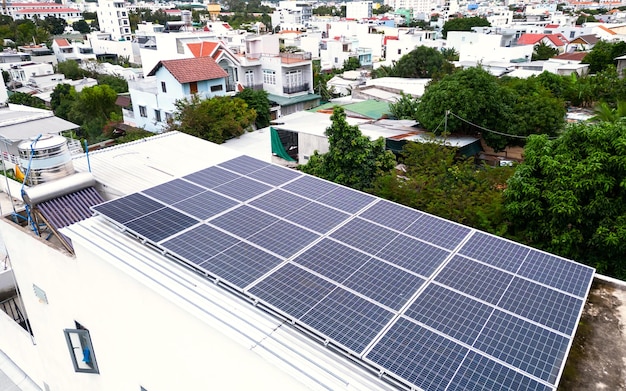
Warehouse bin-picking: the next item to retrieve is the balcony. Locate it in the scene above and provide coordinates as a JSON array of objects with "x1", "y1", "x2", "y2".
[
  {"x1": 225, "y1": 83, "x2": 236, "y2": 92},
  {"x1": 243, "y1": 83, "x2": 264, "y2": 91},
  {"x1": 283, "y1": 82, "x2": 309, "y2": 94},
  {"x1": 279, "y1": 52, "x2": 312, "y2": 64}
]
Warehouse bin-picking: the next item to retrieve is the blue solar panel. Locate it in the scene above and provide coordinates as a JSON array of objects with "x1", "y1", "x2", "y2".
[
  {"x1": 366, "y1": 318, "x2": 468, "y2": 391},
  {"x1": 300, "y1": 288, "x2": 394, "y2": 354},
  {"x1": 142, "y1": 179, "x2": 205, "y2": 204},
  {"x1": 162, "y1": 224, "x2": 240, "y2": 265},
  {"x1": 248, "y1": 263, "x2": 337, "y2": 318},
  {"x1": 209, "y1": 206, "x2": 278, "y2": 238},
  {"x1": 184, "y1": 166, "x2": 241, "y2": 189},
  {"x1": 403, "y1": 214, "x2": 471, "y2": 250},
  {"x1": 359, "y1": 200, "x2": 424, "y2": 231},
  {"x1": 375, "y1": 234, "x2": 450, "y2": 278},
  {"x1": 404, "y1": 284, "x2": 494, "y2": 345},
  {"x1": 125, "y1": 207, "x2": 199, "y2": 243},
  {"x1": 247, "y1": 164, "x2": 302, "y2": 186},
  {"x1": 459, "y1": 232, "x2": 530, "y2": 273},
  {"x1": 343, "y1": 259, "x2": 425, "y2": 310},
  {"x1": 171, "y1": 190, "x2": 238, "y2": 220},
  {"x1": 218, "y1": 155, "x2": 270, "y2": 174},
  {"x1": 330, "y1": 218, "x2": 398, "y2": 255},
  {"x1": 498, "y1": 277, "x2": 582, "y2": 334},
  {"x1": 213, "y1": 177, "x2": 272, "y2": 201},
  {"x1": 519, "y1": 249, "x2": 594, "y2": 298},
  {"x1": 92, "y1": 193, "x2": 165, "y2": 224},
  {"x1": 473, "y1": 310, "x2": 569, "y2": 383},
  {"x1": 284, "y1": 202, "x2": 350, "y2": 233},
  {"x1": 281, "y1": 175, "x2": 337, "y2": 199},
  {"x1": 316, "y1": 186, "x2": 375, "y2": 214},
  {"x1": 448, "y1": 351, "x2": 551, "y2": 391},
  {"x1": 435, "y1": 255, "x2": 514, "y2": 305},
  {"x1": 247, "y1": 220, "x2": 320, "y2": 258},
  {"x1": 200, "y1": 242, "x2": 283, "y2": 288},
  {"x1": 249, "y1": 190, "x2": 310, "y2": 218},
  {"x1": 292, "y1": 239, "x2": 372, "y2": 283}
]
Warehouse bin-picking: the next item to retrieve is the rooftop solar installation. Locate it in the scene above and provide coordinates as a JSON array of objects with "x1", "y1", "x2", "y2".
[{"x1": 91, "y1": 155, "x2": 595, "y2": 391}]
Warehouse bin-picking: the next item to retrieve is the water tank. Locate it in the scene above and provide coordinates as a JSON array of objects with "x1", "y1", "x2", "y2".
[
  {"x1": 18, "y1": 134, "x2": 75, "y2": 186},
  {"x1": 181, "y1": 10, "x2": 192, "y2": 26}
]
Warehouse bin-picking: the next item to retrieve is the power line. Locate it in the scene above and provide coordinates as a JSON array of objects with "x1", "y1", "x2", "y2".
[{"x1": 446, "y1": 111, "x2": 559, "y2": 140}]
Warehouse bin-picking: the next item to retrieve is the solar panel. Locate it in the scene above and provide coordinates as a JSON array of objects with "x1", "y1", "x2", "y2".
[
  {"x1": 213, "y1": 177, "x2": 272, "y2": 201},
  {"x1": 404, "y1": 284, "x2": 493, "y2": 345},
  {"x1": 142, "y1": 179, "x2": 205, "y2": 204},
  {"x1": 201, "y1": 242, "x2": 283, "y2": 288},
  {"x1": 92, "y1": 155, "x2": 595, "y2": 391},
  {"x1": 171, "y1": 190, "x2": 238, "y2": 220},
  {"x1": 247, "y1": 164, "x2": 302, "y2": 186},
  {"x1": 473, "y1": 310, "x2": 569, "y2": 384},
  {"x1": 448, "y1": 351, "x2": 551, "y2": 391},
  {"x1": 218, "y1": 155, "x2": 270, "y2": 174},
  {"x1": 359, "y1": 200, "x2": 424, "y2": 231},
  {"x1": 92, "y1": 193, "x2": 165, "y2": 224},
  {"x1": 184, "y1": 166, "x2": 241, "y2": 189},
  {"x1": 342, "y1": 259, "x2": 425, "y2": 310},
  {"x1": 403, "y1": 213, "x2": 471, "y2": 250},
  {"x1": 330, "y1": 218, "x2": 399, "y2": 255},
  {"x1": 247, "y1": 220, "x2": 320, "y2": 258},
  {"x1": 300, "y1": 287, "x2": 394, "y2": 354},
  {"x1": 366, "y1": 318, "x2": 468, "y2": 391},
  {"x1": 248, "y1": 263, "x2": 336, "y2": 318},
  {"x1": 162, "y1": 224, "x2": 240, "y2": 265}
]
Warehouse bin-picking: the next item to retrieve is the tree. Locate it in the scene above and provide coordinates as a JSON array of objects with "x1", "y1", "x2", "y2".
[
  {"x1": 7, "y1": 92, "x2": 47, "y2": 109},
  {"x1": 442, "y1": 16, "x2": 490, "y2": 39},
  {"x1": 72, "y1": 20, "x2": 91, "y2": 34},
  {"x1": 591, "y1": 100, "x2": 626, "y2": 123},
  {"x1": 44, "y1": 16, "x2": 66, "y2": 34},
  {"x1": 441, "y1": 47, "x2": 459, "y2": 61},
  {"x1": 95, "y1": 74, "x2": 128, "y2": 93},
  {"x1": 168, "y1": 95, "x2": 256, "y2": 144},
  {"x1": 532, "y1": 41, "x2": 559, "y2": 61},
  {"x1": 50, "y1": 83, "x2": 77, "y2": 120},
  {"x1": 535, "y1": 71, "x2": 573, "y2": 101},
  {"x1": 373, "y1": 4, "x2": 393, "y2": 14},
  {"x1": 342, "y1": 57, "x2": 361, "y2": 72},
  {"x1": 582, "y1": 40, "x2": 626, "y2": 74},
  {"x1": 56, "y1": 60, "x2": 87, "y2": 80},
  {"x1": 373, "y1": 141, "x2": 514, "y2": 234},
  {"x1": 505, "y1": 122, "x2": 626, "y2": 277},
  {"x1": 389, "y1": 93, "x2": 419, "y2": 120},
  {"x1": 236, "y1": 88, "x2": 271, "y2": 128},
  {"x1": 375, "y1": 46, "x2": 455, "y2": 79},
  {"x1": 300, "y1": 107, "x2": 396, "y2": 191},
  {"x1": 68, "y1": 84, "x2": 120, "y2": 141}
]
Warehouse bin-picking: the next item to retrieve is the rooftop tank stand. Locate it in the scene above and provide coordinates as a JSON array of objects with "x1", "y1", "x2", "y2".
[
  {"x1": 0, "y1": 140, "x2": 21, "y2": 222},
  {"x1": 20, "y1": 135, "x2": 41, "y2": 236}
]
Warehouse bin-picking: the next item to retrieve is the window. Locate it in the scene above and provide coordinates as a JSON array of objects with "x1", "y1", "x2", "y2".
[
  {"x1": 165, "y1": 112, "x2": 173, "y2": 121},
  {"x1": 263, "y1": 69, "x2": 276, "y2": 85},
  {"x1": 154, "y1": 110, "x2": 161, "y2": 122},
  {"x1": 570, "y1": 31, "x2": 575, "y2": 38},
  {"x1": 285, "y1": 69, "x2": 302, "y2": 87},
  {"x1": 245, "y1": 70, "x2": 254, "y2": 86},
  {"x1": 161, "y1": 81, "x2": 167, "y2": 93},
  {"x1": 63, "y1": 323, "x2": 99, "y2": 374},
  {"x1": 189, "y1": 81, "x2": 198, "y2": 94},
  {"x1": 139, "y1": 105, "x2": 147, "y2": 117},
  {"x1": 210, "y1": 84, "x2": 223, "y2": 92},
  {"x1": 397, "y1": 49, "x2": 401, "y2": 55}
]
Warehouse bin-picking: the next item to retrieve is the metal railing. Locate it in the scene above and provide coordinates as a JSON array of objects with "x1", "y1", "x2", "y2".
[
  {"x1": 243, "y1": 83, "x2": 264, "y2": 91},
  {"x1": 0, "y1": 296, "x2": 27, "y2": 331},
  {"x1": 283, "y1": 83, "x2": 309, "y2": 94}
]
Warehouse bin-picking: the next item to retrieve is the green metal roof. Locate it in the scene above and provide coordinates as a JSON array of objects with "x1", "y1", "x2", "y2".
[
  {"x1": 308, "y1": 100, "x2": 391, "y2": 120},
  {"x1": 267, "y1": 93, "x2": 321, "y2": 106}
]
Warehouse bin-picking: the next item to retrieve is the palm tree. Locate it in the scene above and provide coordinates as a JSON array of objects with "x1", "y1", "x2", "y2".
[{"x1": 591, "y1": 101, "x2": 626, "y2": 123}]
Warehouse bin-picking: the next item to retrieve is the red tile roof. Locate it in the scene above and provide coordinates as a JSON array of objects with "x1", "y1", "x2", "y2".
[
  {"x1": 598, "y1": 25, "x2": 617, "y2": 35},
  {"x1": 554, "y1": 52, "x2": 589, "y2": 61},
  {"x1": 148, "y1": 56, "x2": 227, "y2": 83},
  {"x1": 187, "y1": 41, "x2": 219, "y2": 58},
  {"x1": 569, "y1": 34, "x2": 600, "y2": 44},
  {"x1": 545, "y1": 24, "x2": 559, "y2": 28},
  {"x1": 18, "y1": 7, "x2": 79, "y2": 13},
  {"x1": 53, "y1": 38, "x2": 71, "y2": 47},
  {"x1": 517, "y1": 33, "x2": 566, "y2": 47}
]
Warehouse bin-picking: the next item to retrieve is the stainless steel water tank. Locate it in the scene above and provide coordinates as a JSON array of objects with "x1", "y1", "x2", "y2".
[{"x1": 18, "y1": 135, "x2": 75, "y2": 185}]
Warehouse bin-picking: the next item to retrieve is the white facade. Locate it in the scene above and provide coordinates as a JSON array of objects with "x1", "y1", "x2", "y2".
[
  {"x1": 86, "y1": 32, "x2": 137, "y2": 64},
  {"x1": 0, "y1": 62, "x2": 54, "y2": 84},
  {"x1": 346, "y1": 1, "x2": 373, "y2": 20},
  {"x1": 96, "y1": 0, "x2": 132, "y2": 41},
  {"x1": 447, "y1": 31, "x2": 532, "y2": 63}
]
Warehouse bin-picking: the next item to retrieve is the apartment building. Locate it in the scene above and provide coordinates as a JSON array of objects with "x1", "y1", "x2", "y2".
[{"x1": 96, "y1": 0, "x2": 131, "y2": 42}]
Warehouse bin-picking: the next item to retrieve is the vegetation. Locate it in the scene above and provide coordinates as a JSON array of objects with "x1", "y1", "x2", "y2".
[
  {"x1": 167, "y1": 95, "x2": 256, "y2": 144},
  {"x1": 505, "y1": 121, "x2": 626, "y2": 278},
  {"x1": 532, "y1": 42, "x2": 559, "y2": 61},
  {"x1": 55, "y1": 60, "x2": 129, "y2": 93},
  {"x1": 389, "y1": 93, "x2": 419, "y2": 120},
  {"x1": 312, "y1": 5, "x2": 345, "y2": 17},
  {"x1": 582, "y1": 40, "x2": 626, "y2": 74},
  {"x1": 300, "y1": 107, "x2": 396, "y2": 191},
  {"x1": 236, "y1": 88, "x2": 271, "y2": 129},
  {"x1": 373, "y1": 46, "x2": 455, "y2": 79},
  {"x1": 441, "y1": 16, "x2": 491, "y2": 39},
  {"x1": 342, "y1": 57, "x2": 361, "y2": 72},
  {"x1": 67, "y1": 85, "x2": 121, "y2": 142},
  {"x1": 7, "y1": 92, "x2": 47, "y2": 109}
]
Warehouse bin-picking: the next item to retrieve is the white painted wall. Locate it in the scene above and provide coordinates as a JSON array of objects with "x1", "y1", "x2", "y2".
[{"x1": 298, "y1": 132, "x2": 328, "y2": 164}]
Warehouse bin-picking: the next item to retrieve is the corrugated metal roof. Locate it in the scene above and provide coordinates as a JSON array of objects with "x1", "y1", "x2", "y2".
[
  {"x1": 0, "y1": 108, "x2": 78, "y2": 142},
  {"x1": 72, "y1": 132, "x2": 242, "y2": 198}
]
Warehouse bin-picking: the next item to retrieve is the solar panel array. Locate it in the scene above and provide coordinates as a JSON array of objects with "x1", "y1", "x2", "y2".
[{"x1": 92, "y1": 155, "x2": 595, "y2": 391}]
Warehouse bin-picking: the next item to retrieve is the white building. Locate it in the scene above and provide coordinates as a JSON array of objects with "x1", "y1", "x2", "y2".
[
  {"x1": 346, "y1": 1, "x2": 373, "y2": 20},
  {"x1": 96, "y1": 0, "x2": 132, "y2": 42},
  {"x1": 1, "y1": 2, "x2": 82, "y2": 22},
  {"x1": 446, "y1": 31, "x2": 533, "y2": 63},
  {"x1": 86, "y1": 32, "x2": 136, "y2": 64},
  {"x1": 51, "y1": 39, "x2": 97, "y2": 63}
]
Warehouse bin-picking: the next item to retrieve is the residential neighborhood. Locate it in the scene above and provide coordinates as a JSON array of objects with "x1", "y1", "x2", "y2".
[{"x1": 0, "y1": 0, "x2": 625, "y2": 390}]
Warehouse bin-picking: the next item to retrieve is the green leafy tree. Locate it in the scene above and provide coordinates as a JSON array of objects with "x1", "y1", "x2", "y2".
[
  {"x1": 505, "y1": 122, "x2": 626, "y2": 277},
  {"x1": 300, "y1": 107, "x2": 396, "y2": 191},
  {"x1": 14, "y1": 20, "x2": 49, "y2": 45},
  {"x1": 342, "y1": 57, "x2": 361, "y2": 72},
  {"x1": 395, "y1": 46, "x2": 455, "y2": 79},
  {"x1": 535, "y1": 71, "x2": 573, "y2": 101},
  {"x1": 56, "y1": 60, "x2": 87, "y2": 80},
  {"x1": 441, "y1": 47, "x2": 459, "y2": 61},
  {"x1": 532, "y1": 41, "x2": 559, "y2": 61},
  {"x1": 50, "y1": 83, "x2": 77, "y2": 120},
  {"x1": 442, "y1": 16, "x2": 491, "y2": 39},
  {"x1": 373, "y1": 141, "x2": 514, "y2": 234},
  {"x1": 68, "y1": 84, "x2": 120, "y2": 141},
  {"x1": 72, "y1": 20, "x2": 91, "y2": 34},
  {"x1": 373, "y1": 4, "x2": 393, "y2": 14},
  {"x1": 389, "y1": 93, "x2": 419, "y2": 120},
  {"x1": 168, "y1": 95, "x2": 256, "y2": 144},
  {"x1": 591, "y1": 100, "x2": 626, "y2": 123},
  {"x1": 582, "y1": 40, "x2": 626, "y2": 74},
  {"x1": 95, "y1": 74, "x2": 128, "y2": 93},
  {"x1": 43, "y1": 16, "x2": 66, "y2": 34},
  {"x1": 236, "y1": 88, "x2": 271, "y2": 128},
  {"x1": 7, "y1": 92, "x2": 47, "y2": 109},
  {"x1": 371, "y1": 64, "x2": 398, "y2": 79}
]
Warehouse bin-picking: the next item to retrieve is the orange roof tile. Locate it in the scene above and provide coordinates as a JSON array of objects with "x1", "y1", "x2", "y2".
[
  {"x1": 18, "y1": 7, "x2": 79, "y2": 13},
  {"x1": 598, "y1": 25, "x2": 617, "y2": 35},
  {"x1": 554, "y1": 52, "x2": 588, "y2": 61},
  {"x1": 53, "y1": 38, "x2": 70, "y2": 47},
  {"x1": 187, "y1": 41, "x2": 219, "y2": 58},
  {"x1": 148, "y1": 56, "x2": 227, "y2": 83}
]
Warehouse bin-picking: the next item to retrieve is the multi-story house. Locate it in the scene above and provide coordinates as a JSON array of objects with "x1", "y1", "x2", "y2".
[
  {"x1": 96, "y1": 0, "x2": 131, "y2": 42},
  {"x1": 1, "y1": 1, "x2": 82, "y2": 22},
  {"x1": 346, "y1": 1, "x2": 373, "y2": 20},
  {"x1": 320, "y1": 36, "x2": 373, "y2": 70},
  {"x1": 127, "y1": 56, "x2": 228, "y2": 132},
  {"x1": 51, "y1": 39, "x2": 97, "y2": 63}
]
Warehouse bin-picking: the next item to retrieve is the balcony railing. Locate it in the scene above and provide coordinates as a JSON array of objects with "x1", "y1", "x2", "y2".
[
  {"x1": 225, "y1": 83, "x2": 236, "y2": 92},
  {"x1": 283, "y1": 83, "x2": 309, "y2": 94},
  {"x1": 243, "y1": 83, "x2": 264, "y2": 91}
]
